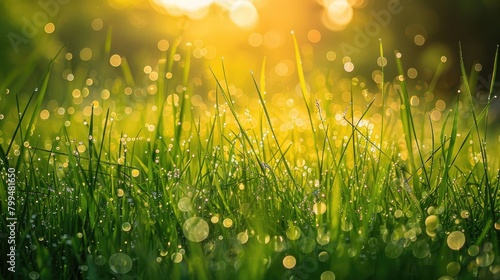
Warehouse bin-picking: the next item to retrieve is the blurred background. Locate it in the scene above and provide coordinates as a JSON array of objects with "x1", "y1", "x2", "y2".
[{"x1": 1, "y1": 0, "x2": 499, "y2": 115}]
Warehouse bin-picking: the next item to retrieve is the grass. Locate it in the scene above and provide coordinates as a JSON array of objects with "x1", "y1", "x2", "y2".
[{"x1": 0, "y1": 36, "x2": 500, "y2": 280}]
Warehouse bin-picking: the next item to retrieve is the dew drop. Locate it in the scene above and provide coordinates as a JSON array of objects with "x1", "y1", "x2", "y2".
[
  {"x1": 95, "y1": 255, "x2": 106, "y2": 266},
  {"x1": 122, "y1": 222, "x2": 132, "y2": 232},
  {"x1": 468, "y1": 245, "x2": 480, "y2": 256},
  {"x1": 131, "y1": 169, "x2": 140, "y2": 177},
  {"x1": 313, "y1": 202, "x2": 327, "y2": 215},
  {"x1": 385, "y1": 243, "x2": 403, "y2": 259},
  {"x1": 412, "y1": 239, "x2": 430, "y2": 258},
  {"x1": 425, "y1": 215, "x2": 439, "y2": 230},
  {"x1": 237, "y1": 232, "x2": 248, "y2": 244},
  {"x1": 286, "y1": 225, "x2": 301, "y2": 240},
  {"x1": 171, "y1": 252, "x2": 183, "y2": 263},
  {"x1": 447, "y1": 231, "x2": 466, "y2": 250},
  {"x1": 447, "y1": 261, "x2": 461, "y2": 276},
  {"x1": 321, "y1": 271, "x2": 336, "y2": 280},
  {"x1": 282, "y1": 255, "x2": 296, "y2": 269},
  {"x1": 109, "y1": 253, "x2": 133, "y2": 274},
  {"x1": 182, "y1": 217, "x2": 209, "y2": 242},
  {"x1": 29, "y1": 271, "x2": 40, "y2": 279},
  {"x1": 223, "y1": 218, "x2": 233, "y2": 228},
  {"x1": 177, "y1": 197, "x2": 192, "y2": 212},
  {"x1": 476, "y1": 250, "x2": 495, "y2": 267},
  {"x1": 318, "y1": 251, "x2": 330, "y2": 262},
  {"x1": 299, "y1": 237, "x2": 316, "y2": 253}
]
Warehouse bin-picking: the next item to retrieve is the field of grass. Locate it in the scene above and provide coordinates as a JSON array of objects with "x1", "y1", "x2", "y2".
[{"x1": 1, "y1": 35, "x2": 500, "y2": 279}]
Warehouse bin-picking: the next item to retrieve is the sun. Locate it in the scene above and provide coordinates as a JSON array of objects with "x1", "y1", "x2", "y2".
[{"x1": 151, "y1": 0, "x2": 259, "y2": 29}]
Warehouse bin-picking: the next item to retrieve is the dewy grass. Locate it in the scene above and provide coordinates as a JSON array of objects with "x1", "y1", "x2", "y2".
[{"x1": 1, "y1": 36, "x2": 500, "y2": 280}]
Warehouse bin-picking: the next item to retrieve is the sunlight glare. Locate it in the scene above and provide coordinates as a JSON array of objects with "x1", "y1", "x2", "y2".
[
  {"x1": 153, "y1": 0, "x2": 214, "y2": 19},
  {"x1": 320, "y1": 0, "x2": 354, "y2": 31},
  {"x1": 230, "y1": 1, "x2": 259, "y2": 29}
]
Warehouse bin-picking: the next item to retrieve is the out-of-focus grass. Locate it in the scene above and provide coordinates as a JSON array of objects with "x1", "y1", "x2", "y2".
[{"x1": 0, "y1": 36, "x2": 499, "y2": 280}]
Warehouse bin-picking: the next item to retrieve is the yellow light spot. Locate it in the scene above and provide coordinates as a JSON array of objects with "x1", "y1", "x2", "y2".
[
  {"x1": 308, "y1": 29, "x2": 321, "y2": 43},
  {"x1": 435, "y1": 100, "x2": 446, "y2": 111},
  {"x1": 407, "y1": 68, "x2": 418, "y2": 79},
  {"x1": 414, "y1": 34, "x2": 425, "y2": 46},
  {"x1": 131, "y1": 169, "x2": 140, "y2": 177},
  {"x1": 230, "y1": 1, "x2": 258, "y2": 29},
  {"x1": 101, "y1": 89, "x2": 110, "y2": 100},
  {"x1": 211, "y1": 216, "x2": 219, "y2": 224},
  {"x1": 321, "y1": 271, "x2": 336, "y2": 280},
  {"x1": 282, "y1": 255, "x2": 296, "y2": 269},
  {"x1": 248, "y1": 32, "x2": 263, "y2": 47},
  {"x1": 44, "y1": 23, "x2": 55, "y2": 34},
  {"x1": 158, "y1": 39, "x2": 170, "y2": 51},
  {"x1": 40, "y1": 110, "x2": 50, "y2": 120},
  {"x1": 91, "y1": 18, "x2": 103, "y2": 31},
  {"x1": 77, "y1": 144, "x2": 86, "y2": 153},
  {"x1": 447, "y1": 231, "x2": 466, "y2": 250},
  {"x1": 410, "y1": 96, "x2": 420, "y2": 107},
  {"x1": 344, "y1": 62, "x2": 354, "y2": 72},
  {"x1": 425, "y1": 215, "x2": 439, "y2": 230},
  {"x1": 110, "y1": 54, "x2": 122, "y2": 67},
  {"x1": 326, "y1": 51, "x2": 336, "y2": 61},
  {"x1": 313, "y1": 202, "x2": 327, "y2": 215},
  {"x1": 117, "y1": 189, "x2": 124, "y2": 197},
  {"x1": 237, "y1": 232, "x2": 248, "y2": 244},
  {"x1": 223, "y1": 218, "x2": 233, "y2": 228},
  {"x1": 80, "y1": 48, "x2": 92, "y2": 61},
  {"x1": 324, "y1": 0, "x2": 353, "y2": 31}
]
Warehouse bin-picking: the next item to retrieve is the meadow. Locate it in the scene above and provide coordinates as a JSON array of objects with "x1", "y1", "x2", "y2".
[{"x1": 1, "y1": 32, "x2": 500, "y2": 279}]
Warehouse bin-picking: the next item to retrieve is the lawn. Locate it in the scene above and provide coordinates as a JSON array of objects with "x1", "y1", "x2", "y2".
[{"x1": 1, "y1": 1, "x2": 500, "y2": 279}]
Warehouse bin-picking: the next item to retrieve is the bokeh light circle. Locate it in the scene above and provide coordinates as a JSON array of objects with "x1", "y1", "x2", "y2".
[
  {"x1": 109, "y1": 253, "x2": 133, "y2": 274},
  {"x1": 183, "y1": 217, "x2": 210, "y2": 242}
]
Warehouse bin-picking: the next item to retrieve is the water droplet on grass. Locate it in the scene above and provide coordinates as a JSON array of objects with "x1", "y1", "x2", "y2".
[
  {"x1": 476, "y1": 249, "x2": 495, "y2": 267},
  {"x1": 321, "y1": 271, "x2": 336, "y2": 280},
  {"x1": 223, "y1": 218, "x2": 233, "y2": 228},
  {"x1": 171, "y1": 252, "x2": 183, "y2": 263},
  {"x1": 271, "y1": 236, "x2": 286, "y2": 252},
  {"x1": 447, "y1": 261, "x2": 461, "y2": 276},
  {"x1": 341, "y1": 220, "x2": 353, "y2": 232},
  {"x1": 299, "y1": 237, "x2": 316, "y2": 253},
  {"x1": 318, "y1": 251, "x2": 330, "y2": 262},
  {"x1": 131, "y1": 169, "x2": 140, "y2": 177},
  {"x1": 286, "y1": 225, "x2": 301, "y2": 240},
  {"x1": 95, "y1": 255, "x2": 106, "y2": 266},
  {"x1": 282, "y1": 255, "x2": 296, "y2": 269},
  {"x1": 182, "y1": 217, "x2": 209, "y2": 242},
  {"x1": 29, "y1": 271, "x2": 40, "y2": 279},
  {"x1": 257, "y1": 234, "x2": 270, "y2": 244},
  {"x1": 468, "y1": 245, "x2": 480, "y2": 256},
  {"x1": 177, "y1": 197, "x2": 192, "y2": 212},
  {"x1": 385, "y1": 243, "x2": 403, "y2": 259},
  {"x1": 447, "y1": 231, "x2": 465, "y2": 250},
  {"x1": 313, "y1": 202, "x2": 327, "y2": 215},
  {"x1": 425, "y1": 215, "x2": 439, "y2": 230},
  {"x1": 237, "y1": 232, "x2": 248, "y2": 244},
  {"x1": 412, "y1": 239, "x2": 430, "y2": 258},
  {"x1": 122, "y1": 222, "x2": 131, "y2": 232},
  {"x1": 109, "y1": 253, "x2": 133, "y2": 274}
]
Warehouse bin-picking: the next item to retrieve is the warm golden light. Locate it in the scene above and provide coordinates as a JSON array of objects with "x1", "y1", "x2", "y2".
[
  {"x1": 152, "y1": 0, "x2": 259, "y2": 28},
  {"x1": 152, "y1": 0, "x2": 214, "y2": 19}
]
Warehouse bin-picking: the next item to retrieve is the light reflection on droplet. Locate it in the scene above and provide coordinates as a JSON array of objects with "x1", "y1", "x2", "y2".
[{"x1": 122, "y1": 222, "x2": 131, "y2": 232}]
